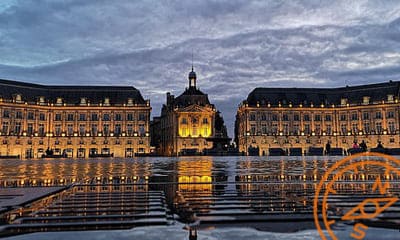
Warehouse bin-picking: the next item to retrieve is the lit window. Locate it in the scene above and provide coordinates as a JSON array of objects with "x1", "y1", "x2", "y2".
[
  {"x1": 55, "y1": 113, "x2": 62, "y2": 121},
  {"x1": 67, "y1": 114, "x2": 74, "y2": 121},
  {"x1": 79, "y1": 124, "x2": 86, "y2": 136},
  {"x1": 2, "y1": 122, "x2": 9, "y2": 135},
  {"x1": 91, "y1": 113, "x2": 98, "y2": 121},
  {"x1": 115, "y1": 113, "x2": 122, "y2": 121},
  {"x1": 39, "y1": 113, "x2": 46, "y2": 121},
  {"x1": 16, "y1": 111, "x2": 23, "y2": 119},
  {"x1": 79, "y1": 114, "x2": 86, "y2": 121},
  {"x1": 2, "y1": 110, "x2": 10, "y2": 118},
  {"x1": 376, "y1": 122, "x2": 382, "y2": 133},
  {"x1": 388, "y1": 122, "x2": 396, "y2": 134},
  {"x1": 103, "y1": 113, "x2": 110, "y2": 121},
  {"x1": 325, "y1": 115, "x2": 332, "y2": 121},
  {"x1": 126, "y1": 113, "x2": 134, "y2": 121}
]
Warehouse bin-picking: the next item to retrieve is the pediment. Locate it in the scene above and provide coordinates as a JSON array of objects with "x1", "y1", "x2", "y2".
[{"x1": 176, "y1": 104, "x2": 212, "y2": 113}]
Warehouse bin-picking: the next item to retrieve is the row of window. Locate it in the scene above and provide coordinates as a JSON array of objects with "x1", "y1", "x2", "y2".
[
  {"x1": 248, "y1": 111, "x2": 396, "y2": 122},
  {"x1": 2, "y1": 139, "x2": 145, "y2": 146},
  {"x1": 1, "y1": 122, "x2": 147, "y2": 137},
  {"x1": 248, "y1": 121, "x2": 397, "y2": 136},
  {"x1": 179, "y1": 127, "x2": 210, "y2": 137},
  {"x1": 2, "y1": 111, "x2": 46, "y2": 120},
  {"x1": 1, "y1": 110, "x2": 147, "y2": 122},
  {"x1": 245, "y1": 137, "x2": 397, "y2": 146},
  {"x1": 180, "y1": 117, "x2": 209, "y2": 124}
]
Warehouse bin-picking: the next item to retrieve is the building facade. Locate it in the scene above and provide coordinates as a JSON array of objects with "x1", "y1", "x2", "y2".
[
  {"x1": 152, "y1": 67, "x2": 229, "y2": 156},
  {"x1": 235, "y1": 81, "x2": 400, "y2": 155},
  {"x1": 0, "y1": 79, "x2": 151, "y2": 159}
]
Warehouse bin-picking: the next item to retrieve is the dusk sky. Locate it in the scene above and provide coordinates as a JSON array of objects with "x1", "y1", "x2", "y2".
[{"x1": 1, "y1": 0, "x2": 400, "y2": 138}]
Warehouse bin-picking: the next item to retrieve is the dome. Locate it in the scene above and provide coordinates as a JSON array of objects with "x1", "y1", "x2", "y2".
[{"x1": 188, "y1": 67, "x2": 196, "y2": 80}]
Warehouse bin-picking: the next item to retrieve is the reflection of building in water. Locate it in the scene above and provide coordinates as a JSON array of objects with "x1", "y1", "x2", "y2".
[
  {"x1": 0, "y1": 154, "x2": 154, "y2": 188},
  {"x1": 178, "y1": 159, "x2": 213, "y2": 192},
  {"x1": 148, "y1": 158, "x2": 228, "y2": 216},
  {"x1": 2, "y1": 175, "x2": 152, "y2": 189},
  {"x1": 236, "y1": 81, "x2": 400, "y2": 155},
  {"x1": 234, "y1": 158, "x2": 400, "y2": 213},
  {"x1": 151, "y1": 67, "x2": 229, "y2": 156},
  {"x1": 172, "y1": 158, "x2": 231, "y2": 222},
  {"x1": 0, "y1": 79, "x2": 151, "y2": 159},
  {"x1": 2, "y1": 183, "x2": 168, "y2": 233}
]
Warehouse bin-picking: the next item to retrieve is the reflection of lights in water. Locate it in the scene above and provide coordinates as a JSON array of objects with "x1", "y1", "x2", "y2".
[{"x1": 178, "y1": 159, "x2": 212, "y2": 192}]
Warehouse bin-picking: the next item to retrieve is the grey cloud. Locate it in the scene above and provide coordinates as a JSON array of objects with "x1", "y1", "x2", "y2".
[{"x1": 1, "y1": 1, "x2": 400, "y2": 137}]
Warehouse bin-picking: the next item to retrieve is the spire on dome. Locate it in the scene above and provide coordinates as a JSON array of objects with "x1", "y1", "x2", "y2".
[{"x1": 188, "y1": 65, "x2": 197, "y2": 88}]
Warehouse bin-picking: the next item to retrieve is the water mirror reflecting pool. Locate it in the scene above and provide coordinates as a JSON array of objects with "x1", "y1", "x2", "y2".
[{"x1": 0, "y1": 156, "x2": 399, "y2": 238}]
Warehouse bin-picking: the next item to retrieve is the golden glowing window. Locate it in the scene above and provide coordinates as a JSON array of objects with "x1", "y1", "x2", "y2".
[
  {"x1": 182, "y1": 128, "x2": 188, "y2": 137},
  {"x1": 202, "y1": 127, "x2": 210, "y2": 137},
  {"x1": 192, "y1": 128, "x2": 198, "y2": 136}
]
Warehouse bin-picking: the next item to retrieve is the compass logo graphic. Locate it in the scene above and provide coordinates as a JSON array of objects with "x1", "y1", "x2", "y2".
[{"x1": 313, "y1": 152, "x2": 400, "y2": 240}]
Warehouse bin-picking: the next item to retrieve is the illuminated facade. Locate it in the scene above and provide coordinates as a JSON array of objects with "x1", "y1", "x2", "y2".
[
  {"x1": 153, "y1": 67, "x2": 229, "y2": 156},
  {"x1": 235, "y1": 81, "x2": 400, "y2": 155},
  {"x1": 0, "y1": 79, "x2": 151, "y2": 159}
]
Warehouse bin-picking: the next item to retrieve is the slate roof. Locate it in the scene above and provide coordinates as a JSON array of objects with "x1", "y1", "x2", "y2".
[
  {"x1": 0, "y1": 79, "x2": 146, "y2": 105},
  {"x1": 172, "y1": 86, "x2": 211, "y2": 107},
  {"x1": 246, "y1": 81, "x2": 400, "y2": 106}
]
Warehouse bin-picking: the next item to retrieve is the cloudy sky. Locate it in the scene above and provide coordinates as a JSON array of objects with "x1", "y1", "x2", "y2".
[{"x1": 1, "y1": 0, "x2": 400, "y2": 137}]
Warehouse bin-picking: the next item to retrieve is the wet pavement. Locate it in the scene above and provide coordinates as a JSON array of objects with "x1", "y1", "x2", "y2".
[{"x1": 0, "y1": 156, "x2": 399, "y2": 237}]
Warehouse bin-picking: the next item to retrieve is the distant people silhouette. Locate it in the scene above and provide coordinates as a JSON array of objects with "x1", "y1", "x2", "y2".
[
  {"x1": 325, "y1": 141, "x2": 331, "y2": 155},
  {"x1": 359, "y1": 140, "x2": 367, "y2": 152}
]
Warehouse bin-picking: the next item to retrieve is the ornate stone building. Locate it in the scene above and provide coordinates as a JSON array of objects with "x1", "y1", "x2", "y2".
[
  {"x1": 0, "y1": 79, "x2": 151, "y2": 159},
  {"x1": 235, "y1": 81, "x2": 400, "y2": 155},
  {"x1": 152, "y1": 67, "x2": 229, "y2": 156}
]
